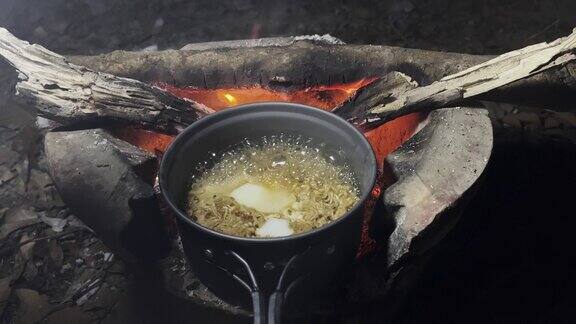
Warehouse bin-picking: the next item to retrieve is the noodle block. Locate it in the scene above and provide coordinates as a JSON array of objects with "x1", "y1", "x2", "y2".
[
  {"x1": 230, "y1": 183, "x2": 295, "y2": 213},
  {"x1": 256, "y1": 218, "x2": 294, "y2": 237}
]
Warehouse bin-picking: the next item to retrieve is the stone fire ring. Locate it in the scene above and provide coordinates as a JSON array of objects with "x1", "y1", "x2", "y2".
[
  {"x1": 41, "y1": 37, "x2": 493, "y2": 316},
  {"x1": 385, "y1": 107, "x2": 492, "y2": 267},
  {"x1": 44, "y1": 110, "x2": 492, "y2": 315}
]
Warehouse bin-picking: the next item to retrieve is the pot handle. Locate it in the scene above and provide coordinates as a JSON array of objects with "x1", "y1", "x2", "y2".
[
  {"x1": 224, "y1": 251, "x2": 303, "y2": 324},
  {"x1": 251, "y1": 290, "x2": 283, "y2": 324}
]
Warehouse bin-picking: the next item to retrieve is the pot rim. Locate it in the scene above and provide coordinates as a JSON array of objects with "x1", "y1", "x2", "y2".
[{"x1": 159, "y1": 102, "x2": 377, "y2": 243}]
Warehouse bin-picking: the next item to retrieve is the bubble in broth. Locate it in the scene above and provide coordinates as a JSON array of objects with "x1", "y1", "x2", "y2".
[{"x1": 187, "y1": 134, "x2": 360, "y2": 238}]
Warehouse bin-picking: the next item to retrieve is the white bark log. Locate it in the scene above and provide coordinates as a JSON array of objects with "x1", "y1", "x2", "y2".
[{"x1": 0, "y1": 28, "x2": 211, "y2": 133}]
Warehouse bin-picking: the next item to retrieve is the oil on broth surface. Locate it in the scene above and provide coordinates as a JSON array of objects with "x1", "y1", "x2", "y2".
[{"x1": 187, "y1": 134, "x2": 360, "y2": 238}]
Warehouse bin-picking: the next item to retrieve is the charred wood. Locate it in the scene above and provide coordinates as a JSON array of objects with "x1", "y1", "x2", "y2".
[
  {"x1": 1, "y1": 27, "x2": 575, "y2": 133},
  {"x1": 0, "y1": 28, "x2": 211, "y2": 134},
  {"x1": 350, "y1": 29, "x2": 576, "y2": 129}
]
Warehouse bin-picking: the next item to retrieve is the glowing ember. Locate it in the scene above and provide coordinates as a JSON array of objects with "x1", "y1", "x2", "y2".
[
  {"x1": 155, "y1": 78, "x2": 377, "y2": 111},
  {"x1": 109, "y1": 128, "x2": 174, "y2": 155},
  {"x1": 365, "y1": 113, "x2": 422, "y2": 166},
  {"x1": 153, "y1": 79, "x2": 423, "y2": 167},
  {"x1": 123, "y1": 80, "x2": 422, "y2": 167},
  {"x1": 222, "y1": 93, "x2": 238, "y2": 105}
]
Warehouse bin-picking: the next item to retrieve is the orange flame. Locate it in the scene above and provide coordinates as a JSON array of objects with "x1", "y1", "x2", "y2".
[
  {"x1": 222, "y1": 93, "x2": 238, "y2": 105},
  {"x1": 109, "y1": 128, "x2": 174, "y2": 154}
]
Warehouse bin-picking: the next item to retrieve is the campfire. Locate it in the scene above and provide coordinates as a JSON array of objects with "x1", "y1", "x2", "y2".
[
  {"x1": 112, "y1": 79, "x2": 422, "y2": 165},
  {"x1": 2, "y1": 24, "x2": 575, "y2": 321},
  {"x1": 108, "y1": 78, "x2": 424, "y2": 261}
]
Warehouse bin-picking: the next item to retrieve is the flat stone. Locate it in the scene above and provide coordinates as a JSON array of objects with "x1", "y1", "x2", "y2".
[
  {"x1": 44, "y1": 129, "x2": 170, "y2": 264},
  {"x1": 384, "y1": 107, "x2": 492, "y2": 266}
]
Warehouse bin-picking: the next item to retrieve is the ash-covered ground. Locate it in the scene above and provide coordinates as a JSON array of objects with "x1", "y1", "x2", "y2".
[{"x1": 1, "y1": 0, "x2": 576, "y2": 323}]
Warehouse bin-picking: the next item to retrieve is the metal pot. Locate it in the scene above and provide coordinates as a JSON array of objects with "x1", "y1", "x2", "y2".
[{"x1": 159, "y1": 102, "x2": 377, "y2": 324}]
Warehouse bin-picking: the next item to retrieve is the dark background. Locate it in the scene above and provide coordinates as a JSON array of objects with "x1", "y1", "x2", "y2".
[
  {"x1": 1, "y1": 0, "x2": 576, "y2": 323},
  {"x1": 1, "y1": 0, "x2": 575, "y2": 55}
]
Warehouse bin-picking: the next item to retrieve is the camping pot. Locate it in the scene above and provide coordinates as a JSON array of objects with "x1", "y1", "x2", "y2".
[{"x1": 159, "y1": 102, "x2": 377, "y2": 324}]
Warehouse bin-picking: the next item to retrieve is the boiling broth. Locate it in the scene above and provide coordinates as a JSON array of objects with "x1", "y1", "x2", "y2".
[{"x1": 187, "y1": 135, "x2": 360, "y2": 238}]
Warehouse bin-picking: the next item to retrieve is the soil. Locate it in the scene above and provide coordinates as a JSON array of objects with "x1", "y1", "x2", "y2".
[{"x1": 1, "y1": 0, "x2": 576, "y2": 323}]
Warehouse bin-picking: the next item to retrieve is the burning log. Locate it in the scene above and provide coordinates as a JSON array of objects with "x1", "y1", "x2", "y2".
[
  {"x1": 1, "y1": 27, "x2": 575, "y2": 133},
  {"x1": 0, "y1": 28, "x2": 211, "y2": 134},
  {"x1": 352, "y1": 29, "x2": 576, "y2": 130}
]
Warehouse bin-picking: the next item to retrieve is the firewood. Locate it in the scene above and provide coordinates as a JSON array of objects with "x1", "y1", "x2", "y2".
[
  {"x1": 352, "y1": 28, "x2": 576, "y2": 130},
  {"x1": 0, "y1": 28, "x2": 212, "y2": 134},
  {"x1": 1, "y1": 27, "x2": 575, "y2": 133}
]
